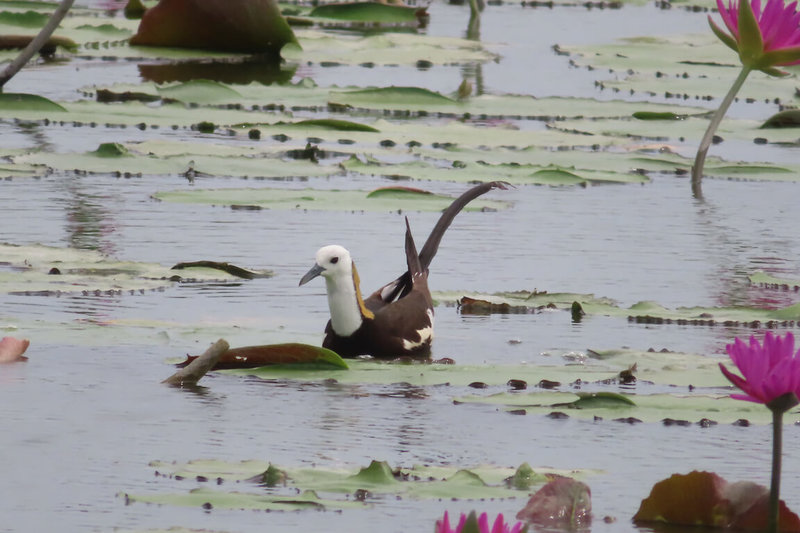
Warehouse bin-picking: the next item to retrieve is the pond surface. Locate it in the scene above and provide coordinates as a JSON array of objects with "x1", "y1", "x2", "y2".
[{"x1": 1, "y1": 0, "x2": 800, "y2": 532}]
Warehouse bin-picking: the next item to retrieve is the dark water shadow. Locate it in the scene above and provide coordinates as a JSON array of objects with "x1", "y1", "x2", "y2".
[{"x1": 138, "y1": 59, "x2": 297, "y2": 85}]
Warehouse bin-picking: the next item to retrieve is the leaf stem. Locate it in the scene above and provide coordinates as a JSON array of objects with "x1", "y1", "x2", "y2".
[
  {"x1": 0, "y1": 0, "x2": 75, "y2": 89},
  {"x1": 690, "y1": 66, "x2": 752, "y2": 186},
  {"x1": 769, "y1": 407, "x2": 782, "y2": 533}
]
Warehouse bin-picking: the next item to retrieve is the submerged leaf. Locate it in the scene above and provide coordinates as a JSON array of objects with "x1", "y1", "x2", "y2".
[{"x1": 517, "y1": 477, "x2": 592, "y2": 529}]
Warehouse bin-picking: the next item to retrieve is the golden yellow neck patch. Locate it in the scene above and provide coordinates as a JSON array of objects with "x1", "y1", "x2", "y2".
[{"x1": 351, "y1": 262, "x2": 375, "y2": 320}]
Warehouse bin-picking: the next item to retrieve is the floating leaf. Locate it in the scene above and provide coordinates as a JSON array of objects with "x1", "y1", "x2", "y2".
[
  {"x1": 440, "y1": 290, "x2": 800, "y2": 325},
  {"x1": 152, "y1": 187, "x2": 510, "y2": 212},
  {"x1": 177, "y1": 343, "x2": 349, "y2": 370},
  {"x1": 562, "y1": 391, "x2": 637, "y2": 409},
  {"x1": 517, "y1": 477, "x2": 592, "y2": 529},
  {"x1": 170, "y1": 261, "x2": 273, "y2": 280},
  {"x1": 0, "y1": 34, "x2": 77, "y2": 53},
  {"x1": 632, "y1": 111, "x2": 686, "y2": 120},
  {"x1": 156, "y1": 80, "x2": 243, "y2": 104},
  {"x1": 0, "y1": 10, "x2": 48, "y2": 28},
  {"x1": 507, "y1": 463, "x2": 548, "y2": 490},
  {"x1": 347, "y1": 460, "x2": 398, "y2": 486},
  {"x1": 634, "y1": 471, "x2": 800, "y2": 531},
  {"x1": 761, "y1": 109, "x2": 800, "y2": 129},
  {"x1": 143, "y1": 459, "x2": 561, "y2": 503},
  {"x1": 122, "y1": 486, "x2": 343, "y2": 510},
  {"x1": 309, "y1": 2, "x2": 424, "y2": 23},
  {"x1": 292, "y1": 118, "x2": 379, "y2": 132},
  {"x1": 330, "y1": 86, "x2": 458, "y2": 108},
  {"x1": 457, "y1": 391, "x2": 777, "y2": 425},
  {"x1": 91, "y1": 142, "x2": 130, "y2": 157},
  {"x1": 749, "y1": 271, "x2": 800, "y2": 291},
  {"x1": 366, "y1": 186, "x2": 433, "y2": 198},
  {"x1": 129, "y1": 0, "x2": 298, "y2": 55},
  {"x1": 0, "y1": 93, "x2": 66, "y2": 112}
]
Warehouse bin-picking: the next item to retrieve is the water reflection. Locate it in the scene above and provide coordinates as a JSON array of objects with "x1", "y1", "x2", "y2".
[{"x1": 59, "y1": 177, "x2": 118, "y2": 255}]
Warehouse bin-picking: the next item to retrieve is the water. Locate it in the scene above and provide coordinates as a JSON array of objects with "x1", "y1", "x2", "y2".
[{"x1": 1, "y1": 0, "x2": 800, "y2": 532}]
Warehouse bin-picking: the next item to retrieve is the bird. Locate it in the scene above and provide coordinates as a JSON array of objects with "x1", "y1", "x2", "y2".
[{"x1": 299, "y1": 181, "x2": 509, "y2": 359}]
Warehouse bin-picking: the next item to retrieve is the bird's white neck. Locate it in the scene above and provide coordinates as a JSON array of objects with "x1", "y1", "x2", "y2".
[{"x1": 324, "y1": 261, "x2": 373, "y2": 336}]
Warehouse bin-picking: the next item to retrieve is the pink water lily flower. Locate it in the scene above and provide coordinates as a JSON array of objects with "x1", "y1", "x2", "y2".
[
  {"x1": 719, "y1": 332, "x2": 800, "y2": 404},
  {"x1": 693, "y1": 0, "x2": 800, "y2": 186},
  {"x1": 709, "y1": 0, "x2": 800, "y2": 71},
  {"x1": 436, "y1": 511, "x2": 527, "y2": 533}
]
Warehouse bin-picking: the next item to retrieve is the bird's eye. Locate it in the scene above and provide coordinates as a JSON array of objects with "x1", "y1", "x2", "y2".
[{"x1": 330, "y1": 257, "x2": 339, "y2": 264}]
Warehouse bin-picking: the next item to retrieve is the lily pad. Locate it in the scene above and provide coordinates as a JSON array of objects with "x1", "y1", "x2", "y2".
[
  {"x1": 143, "y1": 459, "x2": 574, "y2": 502},
  {"x1": 0, "y1": 93, "x2": 66, "y2": 112},
  {"x1": 177, "y1": 343, "x2": 349, "y2": 369},
  {"x1": 749, "y1": 271, "x2": 800, "y2": 291},
  {"x1": 0, "y1": 242, "x2": 266, "y2": 295},
  {"x1": 151, "y1": 187, "x2": 510, "y2": 212},
  {"x1": 436, "y1": 290, "x2": 800, "y2": 326},
  {"x1": 122, "y1": 486, "x2": 346, "y2": 510},
  {"x1": 129, "y1": 0, "x2": 297, "y2": 55},
  {"x1": 634, "y1": 471, "x2": 800, "y2": 530},
  {"x1": 455, "y1": 390, "x2": 782, "y2": 425},
  {"x1": 225, "y1": 347, "x2": 732, "y2": 389},
  {"x1": 308, "y1": 2, "x2": 424, "y2": 23}
]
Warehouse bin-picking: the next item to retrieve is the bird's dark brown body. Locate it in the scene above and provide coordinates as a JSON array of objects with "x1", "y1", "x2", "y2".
[{"x1": 300, "y1": 181, "x2": 508, "y2": 359}]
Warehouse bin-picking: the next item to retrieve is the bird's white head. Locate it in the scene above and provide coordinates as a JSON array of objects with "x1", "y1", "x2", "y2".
[
  {"x1": 300, "y1": 244, "x2": 371, "y2": 336},
  {"x1": 299, "y1": 245, "x2": 352, "y2": 286}
]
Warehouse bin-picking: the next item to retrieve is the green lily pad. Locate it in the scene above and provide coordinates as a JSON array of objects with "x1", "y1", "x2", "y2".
[
  {"x1": 560, "y1": 32, "x2": 800, "y2": 103},
  {"x1": 0, "y1": 242, "x2": 268, "y2": 296},
  {"x1": 151, "y1": 187, "x2": 511, "y2": 212},
  {"x1": 122, "y1": 487, "x2": 348, "y2": 510},
  {"x1": 309, "y1": 2, "x2": 423, "y2": 23},
  {"x1": 455, "y1": 390, "x2": 781, "y2": 425},
  {"x1": 437, "y1": 290, "x2": 800, "y2": 325},
  {"x1": 13, "y1": 140, "x2": 339, "y2": 179},
  {"x1": 143, "y1": 459, "x2": 578, "y2": 502},
  {"x1": 0, "y1": 93, "x2": 66, "y2": 112},
  {"x1": 749, "y1": 271, "x2": 800, "y2": 291},
  {"x1": 224, "y1": 347, "x2": 731, "y2": 389},
  {"x1": 178, "y1": 343, "x2": 349, "y2": 369},
  {"x1": 156, "y1": 80, "x2": 243, "y2": 104}
]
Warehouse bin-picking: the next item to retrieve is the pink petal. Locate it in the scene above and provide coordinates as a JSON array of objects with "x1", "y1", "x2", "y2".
[
  {"x1": 477, "y1": 512, "x2": 490, "y2": 533},
  {"x1": 719, "y1": 362, "x2": 765, "y2": 403},
  {"x1": 456, "y1": 513, "x2": 467, "y2": 533},
  {"x1": 491, "y1": 514, "x2": 505, "y2": 533},
  {"x1": 0, "y1": 336, "x2": 30, "y2": 363},
  {"x1": 436, "y1": 511, "x2": 453, "y2": 533},
  {"x1": 717, "y1": 0, "x2": 741, "y2": 37}
]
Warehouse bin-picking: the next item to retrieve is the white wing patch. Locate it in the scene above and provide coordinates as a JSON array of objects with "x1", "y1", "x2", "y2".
[{"x1": 402, "y1": 309, "x2": 434, "y2": 351}]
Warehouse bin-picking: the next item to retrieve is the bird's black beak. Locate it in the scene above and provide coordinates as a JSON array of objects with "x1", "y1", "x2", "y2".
[{"x1": 299, "y1": 263, "x2": 325, "y2": 286}]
